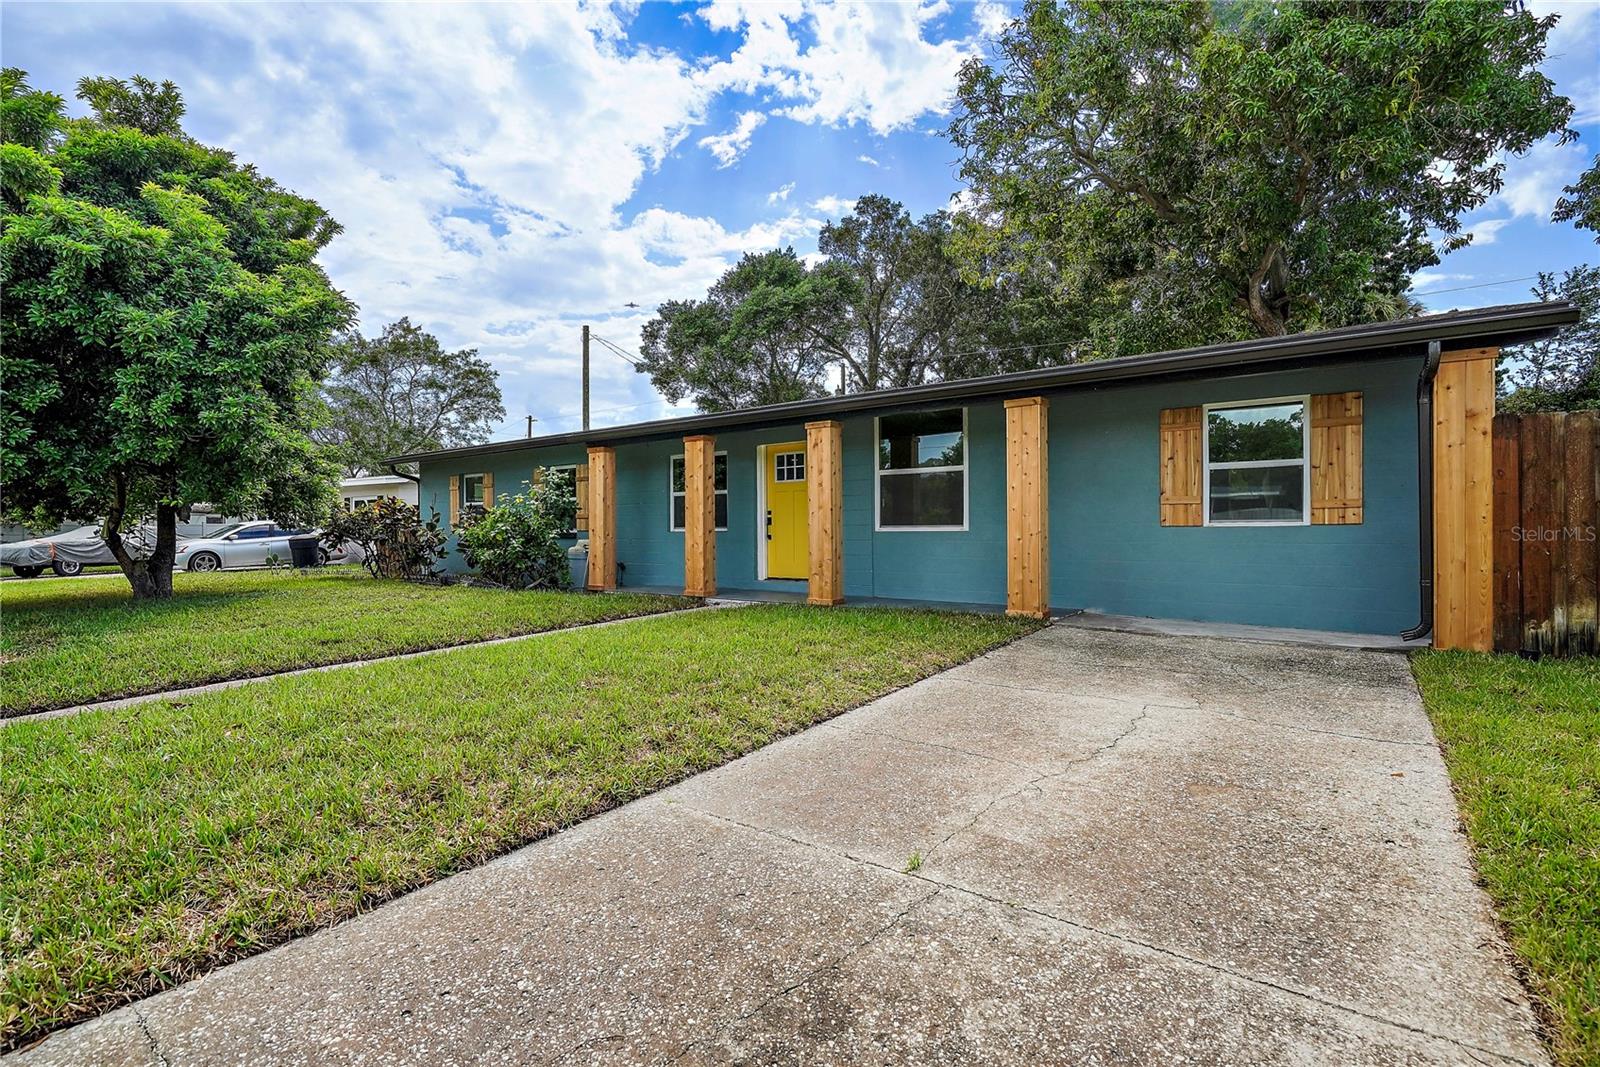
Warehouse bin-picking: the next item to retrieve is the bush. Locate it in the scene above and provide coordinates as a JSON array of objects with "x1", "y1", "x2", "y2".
[
  {"x1": 455, "y1": 470, "x2": 576, "y2": 589},
  {"x1": 321, "y1": 498, "x2": 448, "y2": 580}
]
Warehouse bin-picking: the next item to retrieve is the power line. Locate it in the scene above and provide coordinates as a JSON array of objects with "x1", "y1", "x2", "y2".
[
  {"x1": 588, "y1": 333, "x2": 643, "y2": 367},
  {"x1": 1411, "y1": 275, "x2": 1537, "y2": 297}
]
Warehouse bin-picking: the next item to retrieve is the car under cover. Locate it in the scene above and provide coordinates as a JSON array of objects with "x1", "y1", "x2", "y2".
[{"x1": 0, "y1": 526, "x2": 155, "y2": 567}]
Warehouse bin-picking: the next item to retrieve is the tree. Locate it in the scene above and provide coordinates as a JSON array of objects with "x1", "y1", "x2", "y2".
[
  {"x1": 637, "y1": 249, "x2": 842, "y2": 412},
  {"x1": 319, "y1": 318, "x2": 504, "y2": 476},
  {"x1": 1, "y1": 70, "x2": 352, "y2": 599},
  {"x1": 951, "y1": 1, "x2": 1575, "y2": 354},
  {"x1": 1499, "y1": 266, "x2": 1600, "y2": 413},
  {"x1": 810, "y1": 195, "x2": 981, "y2": 391},
  {"x1": 1555, "y1": 154, "x2": 1599, "y2": 241}
]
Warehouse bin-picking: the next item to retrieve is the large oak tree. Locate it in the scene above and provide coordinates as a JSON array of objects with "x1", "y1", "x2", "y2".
[{"x1": 950, "y1": 0, "x2": 1577, "y2": 354}]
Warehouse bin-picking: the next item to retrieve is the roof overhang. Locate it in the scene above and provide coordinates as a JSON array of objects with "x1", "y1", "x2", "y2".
[{"x1": 390, "y1": 300, "x2": 1578, "y2": 465}]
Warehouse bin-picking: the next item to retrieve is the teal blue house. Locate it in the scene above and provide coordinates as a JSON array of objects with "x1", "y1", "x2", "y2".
[{"x1": 391, "y1": 302, "x2": 1575, "y2": 642}]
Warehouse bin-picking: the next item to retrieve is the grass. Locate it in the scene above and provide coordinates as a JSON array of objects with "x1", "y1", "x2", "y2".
[
  {"x1": 0, "y1": 564, "x2": 122, "y2": 581},
  {"x1": 0, "y1": 603, "x2": 1037, "y2": 1046},
  {"x1": 0, "y1": 569, "x2": 693, "y2": 715},
  {"x1": 1411, "y1": 651, "x2": 1600, "y2": 1066}
]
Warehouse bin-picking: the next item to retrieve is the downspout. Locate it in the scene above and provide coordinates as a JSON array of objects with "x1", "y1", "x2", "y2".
[
  {"x1": 384, "y1": 463, "x2": 421, "y2": 486},
  {"x1": 1400, "y1": 341, "x2": 1442, "y2": 642}
]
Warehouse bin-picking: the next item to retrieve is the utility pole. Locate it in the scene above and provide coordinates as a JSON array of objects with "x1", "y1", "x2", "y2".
[
  {"x1": 525, "y1": 415, "x2": 536, "y2": 438},
  {"x1": 581, "y1": 324, "x2": 591, "y2": 431}
]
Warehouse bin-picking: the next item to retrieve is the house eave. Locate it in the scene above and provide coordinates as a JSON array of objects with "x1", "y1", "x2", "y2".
[{"x1": 388, "y1": 300, "x2": 1578, "y2": 465}]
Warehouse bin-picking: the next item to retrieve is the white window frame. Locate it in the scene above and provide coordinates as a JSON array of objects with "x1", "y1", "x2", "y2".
[
  {"x1": 460, "y1": 472, "x2": 487, "y2": 516},
  {"x1": 541, "y1": 465, "x2": 580, "y2": 535},
  {"x1": 874, "y1": 407, "x2": 969, "y2": 533},
  {"x1": 669, "y1": 451, "x2": 729, "y2": 532},
  {"x1": 1201, "y1": 395, "x2": 1312, "y2": 528}
]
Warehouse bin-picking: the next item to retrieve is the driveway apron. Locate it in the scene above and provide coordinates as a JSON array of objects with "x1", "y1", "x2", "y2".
[{"x1": 13, "y1": 625, "x2": 1548, "y2": 1066}]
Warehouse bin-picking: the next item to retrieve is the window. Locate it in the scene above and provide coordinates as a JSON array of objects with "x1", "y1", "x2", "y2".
[
  {"x1": 876, "y1": 408, "x2": 967, "y2": 530},
  {"x1": 1203, "y1": 398, "x2": 1309, "y2": 525},
  {"x1": 670, "y1": 453, "x2": 728, "y2": 530},
  {"x1": 774, "y1": 451, "x2": 804, "y2": 482},
  {"x1": 234, "y1": 525, "x2": 275, "y2": 540},
  {"x1": 460, "y1": 473, "x2": 486, "y2": 515},
  {"x1": 542, "y1": 466, "x2": 580, "y2": 537}
]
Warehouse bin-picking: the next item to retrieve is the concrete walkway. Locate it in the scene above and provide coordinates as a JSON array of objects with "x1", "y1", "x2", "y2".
[{"x1": 13, "y1": 626, "x2": 1546, "y2": 1066}]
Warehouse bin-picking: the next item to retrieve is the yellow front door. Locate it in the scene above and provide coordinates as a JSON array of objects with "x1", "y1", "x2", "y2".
[{"x1": 765, "y1": 443, "x2": 808, "y2": 579}]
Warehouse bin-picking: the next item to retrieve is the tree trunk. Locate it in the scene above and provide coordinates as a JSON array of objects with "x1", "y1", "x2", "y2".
[
  {"x1": 106, "y1": 502, "x2": 179, "y2": 600},
  {"x1": 1244, "y1": 247, "x2": 1291, "y2": 337}
]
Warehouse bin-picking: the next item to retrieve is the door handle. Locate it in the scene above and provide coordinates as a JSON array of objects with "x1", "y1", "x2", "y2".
[{"x1": 766, "y1": 509, "x2": 772, "y2": 541}]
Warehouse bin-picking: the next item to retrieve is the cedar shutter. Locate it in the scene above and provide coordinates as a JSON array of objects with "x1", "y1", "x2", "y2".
[
  {"x1": 449, "y1": 475, "x2": 460, "y2": 528},
  {"x1": 483, "y1": 471, "x2": 495, "y2": 509},
  {"x1": 1310, "y1": 392, "x2": 1363, "y2": 524},
  {"x1": 575, "y1": 464, "x2": 590, "y2": 531},
  {"x1": 1159, "y1": 407, "x2": 1204, "y2": 526},
  {"x1": 531, "y1": 467, "x2": 544, "y2": 488}
]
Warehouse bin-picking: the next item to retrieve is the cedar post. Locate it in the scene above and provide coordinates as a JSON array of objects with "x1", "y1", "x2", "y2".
[
  {"x1": 586, "y1": 446, "x2": 617, "y2": 591},
  {"x1": 1005, "y1": 396, "x2": 1050, "y2": 618},
  {"x1": 1433, "y1": 348, "x2": 1496, "y2": 650},
  {"x1": 805, "y1": 420, "x2": 844, "y2": 605},
  {"x1": 683, "y1": 435, "x2": 717, "y2": 597}
]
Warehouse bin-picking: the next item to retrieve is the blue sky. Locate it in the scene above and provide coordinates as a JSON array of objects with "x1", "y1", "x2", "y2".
[{"x1": 4, "y1": 1, "x2": 1597, "y2": 442}]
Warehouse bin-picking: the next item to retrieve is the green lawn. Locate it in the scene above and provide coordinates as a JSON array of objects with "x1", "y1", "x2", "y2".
[
  {"x1": 0, "y1": 569, "x2": 693, "y2": 715},
  {"x1": 1412, "y1": 651, "x2": 1600, "y2": 1067},
  {"x1": 0, "y1": 604, "x2": 1037, "y2": 1046}
]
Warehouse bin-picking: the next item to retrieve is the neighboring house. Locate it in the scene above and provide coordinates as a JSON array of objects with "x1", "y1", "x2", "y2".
[
  {"x1": 339, "y1": 473, "x2": 419, "y2": 510},
  {"x1": 390, "y1": 302, "x2": 1577, "y2": 649}
]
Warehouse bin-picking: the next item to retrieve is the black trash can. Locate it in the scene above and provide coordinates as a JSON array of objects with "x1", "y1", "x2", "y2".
[{"x1": 288, "y1": 534, "x2": 322, "y2": 568}]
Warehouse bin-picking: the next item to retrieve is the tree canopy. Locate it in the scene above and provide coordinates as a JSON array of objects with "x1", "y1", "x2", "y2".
[
  {"x1": 1499, "y1": 266, "x2": 1600, "y2": 413},
  {"x1": 950, "y1": 0, "x2": 1576, "y2": 355},
  {"x1": 318, "y1": 317, "x2": 506, "y2": 476},
  {"x1": 637, "y1": 248, "x2": 842, "y2": 412},
  {"x1": 0, "y1": 69, "x2": 352, "y2": 598},
  {"x1": 1555, "y1": 155, "x2": 1599, "y2": 241}
]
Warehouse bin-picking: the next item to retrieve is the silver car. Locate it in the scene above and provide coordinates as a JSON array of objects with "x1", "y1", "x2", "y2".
[{"x1": 174, "y1": 521, "x2": 345, "y2": 572}]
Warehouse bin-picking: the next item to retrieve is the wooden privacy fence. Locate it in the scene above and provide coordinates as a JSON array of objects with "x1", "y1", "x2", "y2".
[{"x1": 1493, "y1": 411, "x2": 1600, "y2": 656}]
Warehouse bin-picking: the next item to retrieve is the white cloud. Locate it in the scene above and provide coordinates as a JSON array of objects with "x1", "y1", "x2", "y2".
[
  {"x1": 857, "y1": 154, "x2": 880, "y2": 166},
  {"x1": 973, "y1": 0, "x2": 1014, "y2": 36},
  {"x1": 767, "y1": 182, "x2": 796, "y2": 204},
  {"x1": 698, "y1": 109, "x2": 766, "y2": 168},
  {"x1": 1464, "y1": 218, "x2": 1514, "y2": 246},
  {"x1": 697, "y1": 0, "x2": 980, "y2": 135},
  {"x1": 811, "y1": 195, "x2": 858, "y2": 216},
  {"x1": 1494, "y1": 138, "x2": 1590, "y2": 219},
  {"x1": 1410, "y1": 270, "x2": 1474, "y2": 291}
]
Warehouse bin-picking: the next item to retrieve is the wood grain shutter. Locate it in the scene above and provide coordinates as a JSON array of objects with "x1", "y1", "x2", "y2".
[
  {"x1": 1159, "y1": 407, "x2": 1204, "y2": 526},
  {"x1": 531, "y1": 467, "x2": 543, "y2": 488},
  {"x1": 575, "y1": 464, "x2": 590, "y2": 531},
  {"x1": 449, "y1": 475, "x2": 460, "y2": 528},
  {"x1": 1310, "y1": 392, "x2": 1363, "y2": 525},
  {"x1": 482, "y1": 471, "x2": 495, "y2": 509}
]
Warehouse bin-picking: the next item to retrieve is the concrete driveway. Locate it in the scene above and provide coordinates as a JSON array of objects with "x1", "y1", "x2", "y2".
[{"x1": 16, "y1": 625, "x2": 1547, "y2": 1066}]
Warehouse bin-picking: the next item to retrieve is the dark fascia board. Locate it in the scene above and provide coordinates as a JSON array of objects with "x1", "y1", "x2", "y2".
[{"x1": 390, "y1": 300, "x2": 1578, "y2": 464}]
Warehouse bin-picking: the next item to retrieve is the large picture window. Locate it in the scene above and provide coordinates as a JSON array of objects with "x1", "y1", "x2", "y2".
[
  {"x1": 670, "y1": 453, "x2": 728, "y2": 530},
  {"x1": 876, "y1": 408, "x2": 966, "y2": 530},
  {"x1": 1203, "y1": 398, "x2": 1308, "y2": 525}
]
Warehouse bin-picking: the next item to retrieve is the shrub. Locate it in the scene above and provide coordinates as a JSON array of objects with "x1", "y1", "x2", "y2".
[
  {"x1": 455, "y1": 469, "x2": 575, "y2": 589},
  {"x1": 321, "y1": 498, "x2": 448, "y2": 580}
]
